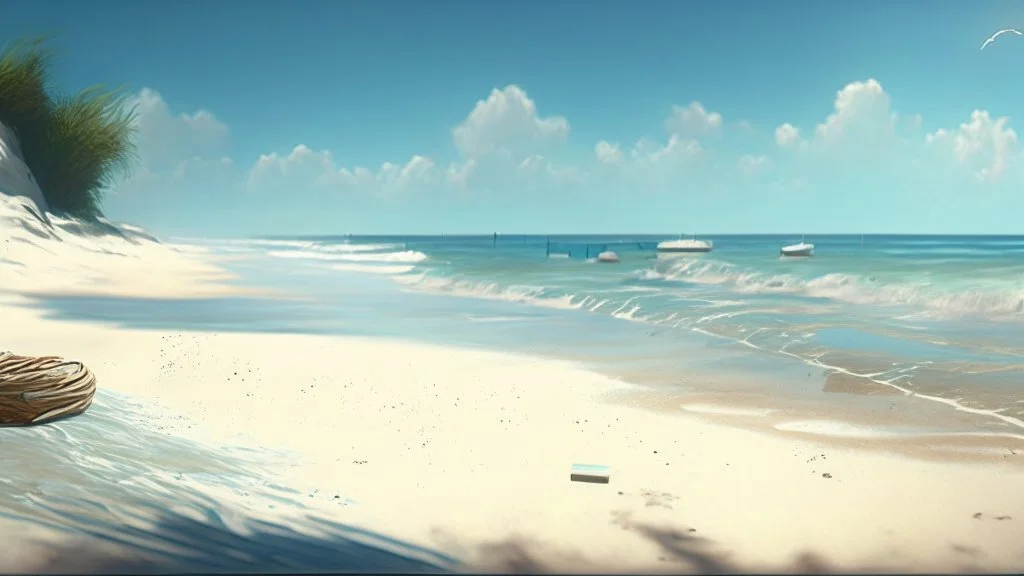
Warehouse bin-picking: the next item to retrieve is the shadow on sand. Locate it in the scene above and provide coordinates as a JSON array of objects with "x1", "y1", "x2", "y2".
[{"x1": 2, "y1": 500, "x2": 459, "y2": 574}]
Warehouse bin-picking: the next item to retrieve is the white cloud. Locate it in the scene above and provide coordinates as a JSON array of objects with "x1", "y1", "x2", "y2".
[
  {"x1": 452, "y1": 85, "x2": 569, "y2": 159},
  {"x1": 666, "y1": 101, "x2": 723, "y2": 135},
  {"x1": 774, "y1": 123, "x2": 801, "y2": 148},
  {"x1": 737, "y1": 154, "x2": 770, "y2": 174},
  {"x1": 111, "y1": 74, "x2": 1024, "y2": 226},
  {"x1": 634, "y1": 135, "x2": 703, "y2": 165},
  {"x1": 926, "y1": 110, "x2": 1019, "y2": 182},
  {"x1": 595, "y1": 140, "x2": 624, "y2": 165},
  {"x1": 125, "y1": 88, "x2": 230, "y2": 169},
  {"x1": 110, "y1": 89, "x2": 233, "y2": 198},
  {"x1": 446, "y1": 159, "x2": 476, "y2": 188},
  {"x1": 248, "y1": 145, "x2": 436, "y2": 197},
  {"x1": 813, "y1": 79, "x2": 894, "y2": 144}
]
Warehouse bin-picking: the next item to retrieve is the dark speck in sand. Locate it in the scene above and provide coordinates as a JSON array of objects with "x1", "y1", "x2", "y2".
[
  {"x1": 973, "y1": 512, "x2": 983, "y2": 519},
  {"x1": 688, "y1": 528, "x2": 697, "y2": 533},
  {"x1": 822, "y1": 473, "x2": 832, "y2": 479},
  {"x1": 996, "y1": 515, "x2": 1012, "y2": 521},
  {"x1": 618, "y1": 491, "x2": 624, "y2": 495}
]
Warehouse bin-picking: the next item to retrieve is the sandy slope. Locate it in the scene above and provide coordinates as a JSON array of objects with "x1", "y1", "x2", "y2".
[{"x1": 2, "y1": 191, "x2": 1024, "y2": 573}]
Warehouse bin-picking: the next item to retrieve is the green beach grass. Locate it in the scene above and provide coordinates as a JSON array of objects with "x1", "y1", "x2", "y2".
[{"x1": 0, "y1": 38, "x2": 137, "y2": 219}]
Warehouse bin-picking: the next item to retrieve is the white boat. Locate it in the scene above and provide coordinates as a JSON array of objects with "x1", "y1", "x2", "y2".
[
  {"x1": 596, "y1": 250, "x2": 620, "y2": 263},
  {"x1": 781, "y1": 236, "x2": 814, "y2": 257},
  {"x1": 656, "y1": 233, "x2": 713, "y2": 254}
]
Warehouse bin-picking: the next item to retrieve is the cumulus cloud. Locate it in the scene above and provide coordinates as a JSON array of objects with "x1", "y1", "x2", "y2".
[
  {"x1": 772, "y1": 77, "x2": 1023, "y2": 185},
  {"x1": 125, "y1": 88, "x2": 230, "y2": 170},
  {"x1": 665, "y1": 101, "x2": 723, "y2": 135},
  {"x1": 595, "y1": 140, "x2": 624, "y2": 165},
  {"x1": 632, "y1": 135, "x2": 703, "y2": 166},
  {"x1": 926, "y1": 110, "x2": 1019, "y2": 182},
  {"x1": 111, "y1": 89, "x2": 233, "y2": 197},
  {"x1": 248, "y1": 145, "x2": 436, "y2": 197},
  {"x1": 737, "y1": 154, "x2": 770, "y2": 174},
  {"x1": 113, "y1": 74, "x2": 1024, "y2": 227},
  {"x1": 592, "y1": 101, "x2": 721, "y2": 184},
  {"x1": 813, "y1": 79, "x2": 895, "y2": 144},
  {"x1": 774, "y1": 123, "x2": 801, "y2": 148},
  {"x1": 452, "y1": 85, "x2": 569, "y2": 159}
]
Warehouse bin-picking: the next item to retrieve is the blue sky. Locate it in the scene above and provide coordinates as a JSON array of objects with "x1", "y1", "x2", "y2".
[{"x1": 3, "y1": 0, "x2": 1024, "y2": 236}]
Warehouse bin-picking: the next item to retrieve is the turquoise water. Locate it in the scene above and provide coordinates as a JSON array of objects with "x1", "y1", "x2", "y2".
[{"x1": 34, "y1": 234, "x2": 1024, "y2": 437}]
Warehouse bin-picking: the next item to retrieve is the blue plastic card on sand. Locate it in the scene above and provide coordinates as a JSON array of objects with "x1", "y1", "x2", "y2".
[{"x1": 570, "y1": 463, "x2": 611, "y2": 483}]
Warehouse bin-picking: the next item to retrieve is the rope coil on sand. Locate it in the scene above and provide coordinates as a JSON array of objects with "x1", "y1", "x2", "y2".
[{"x1": 0, "y1": 351, "x2": 96, "y2": 425}]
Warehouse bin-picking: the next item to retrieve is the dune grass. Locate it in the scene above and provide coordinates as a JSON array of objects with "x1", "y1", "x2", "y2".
[{"x1": 0, "y1": 38, "x2": 137, "y2": 219}]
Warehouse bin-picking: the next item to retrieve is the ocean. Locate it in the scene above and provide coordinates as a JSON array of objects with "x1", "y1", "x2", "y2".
[{"x1": 35, "y1": 233, "x2": 1024, "y2": 442}]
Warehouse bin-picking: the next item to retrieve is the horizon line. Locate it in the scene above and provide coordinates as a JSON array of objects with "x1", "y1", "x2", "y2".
[{"x1": 251, "y1": 232, "x2": 1024, "y2": 239}]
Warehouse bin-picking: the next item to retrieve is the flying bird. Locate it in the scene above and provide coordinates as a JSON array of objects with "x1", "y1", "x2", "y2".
[{"x1": 981, "y1": 28, "x2": 1023, "y2": 50}]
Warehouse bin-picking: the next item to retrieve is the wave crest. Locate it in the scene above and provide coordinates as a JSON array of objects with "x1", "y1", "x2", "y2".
[{"x1": 645, "y1": 258, "x2": 1024, "y2": 320}]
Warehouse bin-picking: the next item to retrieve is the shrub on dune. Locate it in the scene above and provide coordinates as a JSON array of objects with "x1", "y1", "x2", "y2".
[
  {"x1": 30, "y1": 88, "x2": 138, "y2": 218},
  {"x1": 0, "y1": 39, "x2": 50, "y2": 137},
  {"x1": 0, "y1": 38, "x2": 138, "y2": 219}
]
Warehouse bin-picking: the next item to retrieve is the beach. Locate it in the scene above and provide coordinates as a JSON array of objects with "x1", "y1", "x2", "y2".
[
  {"x1": 5, "y1": 298, "x2": 1024, "y2": 573},
  {"x1": 2, "y1": 195, "x2": 1024, "y2": 573}
]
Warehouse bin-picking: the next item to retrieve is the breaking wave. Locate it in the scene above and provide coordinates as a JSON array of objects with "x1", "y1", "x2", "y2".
[{"x1": 641, "y1": 258, "x2": 1024, "y2": 321}]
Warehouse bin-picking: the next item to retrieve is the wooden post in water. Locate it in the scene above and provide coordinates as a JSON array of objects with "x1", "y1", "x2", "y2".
[
  {"x1": 545, "y1": 236, "x2": 550, "y2": 257},
  {"x1": 493, "y1": 232, "x2": 497, "y2": 248}
]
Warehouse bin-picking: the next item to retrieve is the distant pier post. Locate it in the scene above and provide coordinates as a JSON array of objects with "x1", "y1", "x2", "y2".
[
  {"x1": 545, "y1": 236, "x2": 550, "y2": 257},
  {"x1": 493, "y1": 232, "x2": 497, "y2": 248}
]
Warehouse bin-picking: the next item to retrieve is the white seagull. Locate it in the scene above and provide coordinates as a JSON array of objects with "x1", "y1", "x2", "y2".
[{"x1": 981, "y1": 28, "x2": 1023, "y2": 50}]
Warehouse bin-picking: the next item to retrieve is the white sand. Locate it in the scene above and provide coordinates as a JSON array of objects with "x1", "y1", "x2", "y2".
[
  {"x1": 4, "y1": 298, "x2": 1024, "y2": 573},
  {"x1": 2, "y1": 195, "x2": 1024, "y2": 573}
]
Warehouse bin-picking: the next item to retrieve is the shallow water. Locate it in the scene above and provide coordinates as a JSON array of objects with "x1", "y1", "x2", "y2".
[
  {"x1": 0, "y1": 389, "x2": 454, "y2": 571},
  {"x1": 30, "y1": 233, "x2": 1024, "y2": 439}
]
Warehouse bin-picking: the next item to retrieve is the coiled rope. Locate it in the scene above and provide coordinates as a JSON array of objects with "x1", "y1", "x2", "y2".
[{"x1": 0, "y1": 351, "x2": 96, "y2": 425}]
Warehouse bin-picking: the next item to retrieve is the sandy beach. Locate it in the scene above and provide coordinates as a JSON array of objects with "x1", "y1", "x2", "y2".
[
  {"x1": 0, "y1": 194, "x2": 1022, "y2": 574},
  {"x1": 4, "y1": 286, "x2": 1024, "y2": 573}
]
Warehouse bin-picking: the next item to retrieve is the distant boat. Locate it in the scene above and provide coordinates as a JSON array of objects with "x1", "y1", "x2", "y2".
[
  {"x1": 597, "y1": 250, "x2": 620, "y2": 263},
  {"x1": 781, "y1": 235, "x2": 814, "y2": 257},
  {"x1": 657, "y1": 233, "x2": 713, "y2": 254}
]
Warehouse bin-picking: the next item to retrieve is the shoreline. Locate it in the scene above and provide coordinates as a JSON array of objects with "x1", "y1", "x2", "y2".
[
  {"x1": 3, "y1": 209, "x2": 1023, "y2": 572},
  {"x1": 26, "y1": 278, "x2": 1024, "y2": 452},
  {"x1": 4, "y1": 298, "x2": 1024, "y2": 573}
]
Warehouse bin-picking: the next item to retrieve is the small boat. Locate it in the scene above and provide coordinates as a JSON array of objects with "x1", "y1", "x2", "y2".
[
  {"x1": 596, "y1": 250, "x2": 620, "y2": 263},
  {"x1": 657, "y1": 233, "x2": 713, "y2": 254},
  {"x1": 781, "y1": 235, "x2": 814, "y2": 257}
]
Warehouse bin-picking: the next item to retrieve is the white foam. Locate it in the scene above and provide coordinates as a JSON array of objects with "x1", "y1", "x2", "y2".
[
  {"x1": 268, "y1": 249, "x2": 427, "y2": 264},
  {"x1": 398, "y1": 275, "x2": 580, "y2": 310},
  {"x1": 463, "y1": 314, "x2": 529, "y2": 323},
  {"x1": 330, "y1": 263, "x2": 415, "y2": 275},
  {"x1": 645, "y1": 257, "x2": 1024, "y2": 321},
  {"x1": 681, "y1": 403, "x2": 775, "y2": 417},
  {"x1": 774, "y1": 420, "x2": 901, "y2": 439}
]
